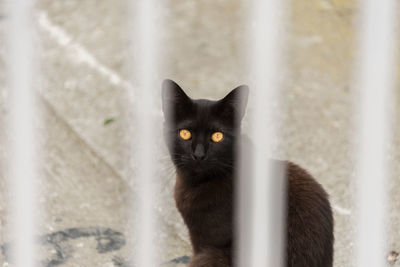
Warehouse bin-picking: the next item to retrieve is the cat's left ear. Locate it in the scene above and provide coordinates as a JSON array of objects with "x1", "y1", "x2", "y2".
[{"x1": 219, "y1": 85, "x2": 249, "y2": 120}]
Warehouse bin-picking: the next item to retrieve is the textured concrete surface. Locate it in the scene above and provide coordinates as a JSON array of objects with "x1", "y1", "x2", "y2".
[{"x1": 0, "y1": 0, "x2": 399, "y2": 266}]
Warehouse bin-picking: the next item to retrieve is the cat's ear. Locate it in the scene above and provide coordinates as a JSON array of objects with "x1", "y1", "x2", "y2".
[
  {"x1": 161, "y1": 79, "x2": 192, "y2": 121},
  {"x1": 219, "y1": 85, "x2": 249, "y2": 121}
]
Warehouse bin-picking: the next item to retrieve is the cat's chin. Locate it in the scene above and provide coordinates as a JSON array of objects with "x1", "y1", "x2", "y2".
[
  {"x1": 179, "y1": 165, "x2": 207, "y2": 176},
  {"x1": 177, "y1": 164, "x2": 229, "y2": 183},
  {"x1": 178, "y1": 170, "x2": 214, "y2": 186},
  {"x1": 176, "y1": 160, "x2": 204, "y2": 170}
]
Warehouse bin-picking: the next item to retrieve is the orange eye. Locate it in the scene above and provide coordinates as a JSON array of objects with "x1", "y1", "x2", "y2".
[
  {"x1": 179, "y1": 129, "x2": 191, "y2": 140},
  {"x1": 211, "y1": 132, "x2": 224, "y2": 143}
]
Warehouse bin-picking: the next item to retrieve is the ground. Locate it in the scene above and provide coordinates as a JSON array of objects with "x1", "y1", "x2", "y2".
[{"x1": 0, "y1": 0, "x2": 399, "y2": 266}]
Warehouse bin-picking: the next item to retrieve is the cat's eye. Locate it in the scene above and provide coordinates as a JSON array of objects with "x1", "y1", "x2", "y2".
[
  {"x1": 179, "y1": 129, "x2": 192, "y2": 140},
  {"x1": 211, "y1": 132, "x2": 224, "y2": 143}
]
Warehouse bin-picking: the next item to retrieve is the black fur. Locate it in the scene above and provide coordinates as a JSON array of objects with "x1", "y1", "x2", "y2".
[{"x1": 162, "y1": 79, "x2": 334, "y2": 267}]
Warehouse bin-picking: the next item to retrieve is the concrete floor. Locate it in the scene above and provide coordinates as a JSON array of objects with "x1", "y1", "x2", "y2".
[{"x1": 0, "y1": 0, "x2": 399, "y2": 266}]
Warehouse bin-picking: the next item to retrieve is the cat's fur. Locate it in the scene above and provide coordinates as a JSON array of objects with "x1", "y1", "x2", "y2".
[{"x1": 162, "y1": 79, "x2": 334, "y2": 267}]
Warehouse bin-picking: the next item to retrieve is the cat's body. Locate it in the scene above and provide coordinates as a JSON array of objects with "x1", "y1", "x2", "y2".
[
  {"x1": 162, "y1": 79, "x2": 334, "y2": 267},
  {"x1": 175, "y1": 170, "x2": 233, "y2": 266}
]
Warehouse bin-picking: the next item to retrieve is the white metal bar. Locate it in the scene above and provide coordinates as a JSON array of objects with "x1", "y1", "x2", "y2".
[
  {"x1": 354, "y1": 0, "x2": 398, "y2": 266},
  {"x1": 236, "y1": 0, "x2": 288, "y2": 266},
  {"x1": 129, "y1": 0, "x2": 162, "y2": 266},
  {"x1": 4, "y1": 0, "x2": 37, "y2": 267}
]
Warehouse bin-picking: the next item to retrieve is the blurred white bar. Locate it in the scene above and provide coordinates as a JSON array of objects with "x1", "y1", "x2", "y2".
[
  {"x1": 354, "y1": 0, "x2": 398, "y2": 266},
  {"x1": 236, "y1": 0, "x2": 288, "y2": 266},
  {"x1": 4, "y1": 0, "x2": 37, "y2": 267},
  {"x1": 129, "y1": 0, "x2": 162, "y2": 266}
]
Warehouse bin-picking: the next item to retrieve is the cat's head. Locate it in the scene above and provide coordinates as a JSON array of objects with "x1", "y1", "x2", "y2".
[{"x1": 162, "y1": 79, "x2": 248, "y2": 183}]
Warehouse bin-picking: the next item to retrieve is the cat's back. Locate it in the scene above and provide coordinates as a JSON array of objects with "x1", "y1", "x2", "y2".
[
  {"x1": 285, "y1": 161, "x2": 334, "y2": 267},
  {"x1": 240, "y1": 137, "x2": 333, "y2": 266}
]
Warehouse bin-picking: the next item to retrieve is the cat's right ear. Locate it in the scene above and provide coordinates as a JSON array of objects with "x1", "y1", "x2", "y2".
[{"x1": 161, "y1": 79, "x2": 191, "y2": 121}]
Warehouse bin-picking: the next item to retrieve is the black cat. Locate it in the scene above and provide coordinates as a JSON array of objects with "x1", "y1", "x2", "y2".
[{"x1": 162, "y1": 79, "x2": 334, "y2": 267}]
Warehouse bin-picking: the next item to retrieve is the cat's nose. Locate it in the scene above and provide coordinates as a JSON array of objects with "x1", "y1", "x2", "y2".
[{"x1": 192, "y1": 144, "x2": 206, "y2": 161}]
